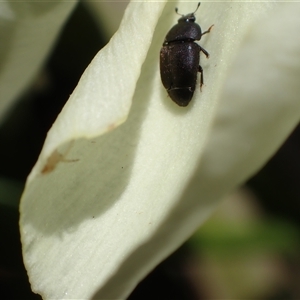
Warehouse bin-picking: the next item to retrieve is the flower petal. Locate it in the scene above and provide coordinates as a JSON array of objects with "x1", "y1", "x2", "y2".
[
  {"x1": 0, "y1": 2, "x2": 77, "y2": 122},
  {"x1": 27, "y1": 1, "x2": 165, "y2": 181},
  {"x1": 19, "y1": 2, "x2": 300, "y2": 300},
  {"x1": 20, "y1": 2, "x2": 166, "y2": 299}
]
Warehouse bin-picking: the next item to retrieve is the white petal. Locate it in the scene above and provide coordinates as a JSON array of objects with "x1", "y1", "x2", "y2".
[
  {"x1": 27, "y1": 1, "x2": 165, "y2": 181},
  {"x1": 19, "y1": 2, "x2": 300, "y2": 300},
  {"x1": 0, "y1": 2, "x2": 77, "y2": 123},
  {"x1": 21, "y1": 2, "x2": 166, "y2": 299}
]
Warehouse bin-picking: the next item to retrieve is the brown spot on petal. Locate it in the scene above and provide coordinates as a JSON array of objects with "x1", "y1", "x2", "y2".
[
  {"x1": 108, "y1": 123, "x2": 117, "y2": 132},
  {"x1": 41, "y1": 149, "x2": 79, "y2": 174}
]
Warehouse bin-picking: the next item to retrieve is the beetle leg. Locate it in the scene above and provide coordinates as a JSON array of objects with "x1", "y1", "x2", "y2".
[
  {"x1": 201, "y1": 24, "x2": 214, "y2": 36},
  {"x1": 200, "y1": 46, "x2": 210, "y2": 59},
  {"x1": 198, "y1": 65, "x2": 203, "y2": 91}
]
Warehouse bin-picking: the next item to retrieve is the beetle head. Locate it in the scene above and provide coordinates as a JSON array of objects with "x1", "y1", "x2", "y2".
[{"x1": 175, "y1": 2, "x2": 200, "y2": 23}]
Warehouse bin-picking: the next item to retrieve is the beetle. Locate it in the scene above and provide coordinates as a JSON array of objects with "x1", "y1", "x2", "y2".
[{"x1": 160, "y1": 2, "x2": 213, "y2": 106}]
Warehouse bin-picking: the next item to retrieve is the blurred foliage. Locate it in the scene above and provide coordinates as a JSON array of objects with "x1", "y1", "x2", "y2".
[{"x1": 191, "y1": 219, "x2": 300, "y2": 257}]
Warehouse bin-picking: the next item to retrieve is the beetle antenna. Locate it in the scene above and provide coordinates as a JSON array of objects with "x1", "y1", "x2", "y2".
[
  {"x1": 175, "y1": 2, "x2": 201, "y2": 16},
  {"x1": 193, "y1": 2, "x2": 201, "y2": 14},
  {"x1": 175, "y1": 7, "x2": 183, "y2": 16}
]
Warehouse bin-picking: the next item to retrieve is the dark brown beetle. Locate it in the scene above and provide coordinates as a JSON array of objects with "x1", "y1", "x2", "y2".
[{"x1": 160, "y1": 2, "x2": 213, "y2": 106}]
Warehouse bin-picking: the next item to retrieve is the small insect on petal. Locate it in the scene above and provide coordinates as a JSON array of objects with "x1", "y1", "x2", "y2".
[{"x1": 160, "y1": 2, "x2": 213, "y2": 107}]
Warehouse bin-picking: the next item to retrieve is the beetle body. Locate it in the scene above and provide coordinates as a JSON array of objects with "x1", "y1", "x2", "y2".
[
  {"x1": 160, "y1": 3, "x2": 212, "y2": 106},
  {"x1": 160, "y1": 42, "x2": 201, "y2": 106}
]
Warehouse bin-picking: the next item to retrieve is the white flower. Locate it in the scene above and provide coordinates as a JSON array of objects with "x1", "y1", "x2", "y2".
[{"x1": 2, "y1": 1, "x2": 297, "y2": 299}]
